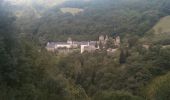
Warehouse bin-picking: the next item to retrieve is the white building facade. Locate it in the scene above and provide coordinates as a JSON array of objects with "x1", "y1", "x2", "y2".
[{"x1": 46, "y1": 35, "x2": 120, "y2": 54}]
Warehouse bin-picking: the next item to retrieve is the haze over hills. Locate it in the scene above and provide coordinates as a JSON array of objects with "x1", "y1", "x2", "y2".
[
  {"x1": 5, "y1": 0, "x2": 93, "y2": 36},
  {"x1": 36, "y1": 0, "x2": 170, "y2": 41},
  {"x1": 6, "y1": 0, "x2": 68, "y2": 7},
  {"x1": 4, "y1": 0, "x2": 170, "y2": 41}
]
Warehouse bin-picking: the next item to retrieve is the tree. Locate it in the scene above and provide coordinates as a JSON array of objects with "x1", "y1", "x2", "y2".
[
  {"x1": 146, "y1": 72, "x2": 170, "y2": 100},
  {"x1": 119, "y1": 49, "x2": 126, "y2": 64},
  {"x1": 106, "y1": 38, "x2": 115, "y2": 49},
  {"x1": 93, "y1": 91, "x2": 144, "y2": 100},
  {"x1": 0, "y1": 0, "x2": 19, "y2": 86}
]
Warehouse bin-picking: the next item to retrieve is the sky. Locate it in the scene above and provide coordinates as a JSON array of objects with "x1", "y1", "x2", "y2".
[{"x1": 5, "y1": 0, "x2": 69, "y2": 6}]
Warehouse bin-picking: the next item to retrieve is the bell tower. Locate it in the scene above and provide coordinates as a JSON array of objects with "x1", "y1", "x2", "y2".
[{"x1": 67, "y1": 37, "x2": 73, "y2": 44}]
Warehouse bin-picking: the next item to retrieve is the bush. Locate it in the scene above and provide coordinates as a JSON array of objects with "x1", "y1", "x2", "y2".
[
  {"x1": 146, "y1": 72, "x2": 170, "y2": 100},
  {"x1": 93, "y1": 91, "x2": 144, "y2": 100}
]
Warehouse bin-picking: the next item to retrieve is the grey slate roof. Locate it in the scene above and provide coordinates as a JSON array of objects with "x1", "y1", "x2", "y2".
[
  {"x1": 89, "y1": 41, "x2": 97, "y2": 45},
  {"x1": 55, "y1": 42, "x2": 70, "y2": 45},
  {"x1": 73, "y1": 41, "x2": 97, "y2": 45},
  {"x1": 46, "y1": 42, "x2": 56, "y2": 48},
  {"x1": 46, "y1": 41, "x2": 97, "y2": 48}
]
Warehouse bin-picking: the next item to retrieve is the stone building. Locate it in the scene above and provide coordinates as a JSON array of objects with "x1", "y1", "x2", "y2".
[
  {"x1": 46, "y1": 38, "x2": 98, "y2": 54},
  {"x1": 114, "y1": 36, "x2": 120, "y2": 47},
  {"x1": 99, "y1": 35, "x2": 105, "y2": 44},
  {"x1": 67, "y1": 37, "x2": 73, "y2": 44},
  {"x1": 80, "y1": 41, "x2": 99, "y2": 53},
  {"x1": 46, "y1": 35, "x2": 120, "y2": 54},
  {"x1": 46, "y1": 42, "x2": 56, "y2": 52}
]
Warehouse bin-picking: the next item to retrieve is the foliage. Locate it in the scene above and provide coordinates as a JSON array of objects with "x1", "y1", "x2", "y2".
[
  {"x1": 1, "y1": 0, "x2": 170, "y2": 100},
  {"x1": 14, "y1": 0, "x2": 169, "y2": 42},
  {"x1": 93, "y1": 91, "x2": 144, "y2": 100},
  {"x1": 145, "y1": 72, "x2": 170, "y2": 100},
  {"x1": 153, "y1": 16, "x2": 170, "y2": 34}
]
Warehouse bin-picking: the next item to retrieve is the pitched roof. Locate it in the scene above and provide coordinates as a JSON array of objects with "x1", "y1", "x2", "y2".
[
  {"x1": 46, "y1": 42, "x2": 55, "y2": 48},
  {"x1": 55, "y1": 42, "x2": 70, "y2": 45}
]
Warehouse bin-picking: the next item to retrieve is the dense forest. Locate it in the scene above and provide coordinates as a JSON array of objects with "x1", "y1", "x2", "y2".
[
  {"x1": 35, "y1": 0, "x2": 170, "y2": 41},
  {"x1": 0, "y1": 0, "x2": 170, "y2": 100}
]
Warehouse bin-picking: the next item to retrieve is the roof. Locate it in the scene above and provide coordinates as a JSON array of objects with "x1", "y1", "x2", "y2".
[
  {"x1": 56, "y1": 42, "x2": 70, "y2": 45},
  {"x1": 46, "y1": 41, "x2": 97, "y2": 48},
  {"x1": 46, "y1": 42, "x2": 55, "y2": 48},
  {"x1": 73, "y1": 41, "x2": 88, "y2": 45},
  {"x1": 73, "y1": 41, "x2": 97, "y2": 45},
  {"x1": 46, "y1": 42, "x2": 70, "y2": 48},
  {"x1": 89, "y1": 41, "x2": 97, "y2": 45}
]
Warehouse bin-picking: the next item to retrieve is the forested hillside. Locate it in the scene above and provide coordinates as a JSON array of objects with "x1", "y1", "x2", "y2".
[
  {"x1": 35, "y1": 0, "x2": 170, "y2": 42},
  {"x1": 1, "y1": 0, "x2": 170, "y2": 100}
]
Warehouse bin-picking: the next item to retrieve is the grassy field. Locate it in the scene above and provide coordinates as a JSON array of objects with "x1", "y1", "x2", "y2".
[
  {"x1": 60, "y1": 7, "x2": 84, "y2": 15},
  {"x1": 153, "y1": 16, "x2": 170, "y2": 34},
  {"x1": 140, "y1": 16, "x2": 170, "y2": 44}
]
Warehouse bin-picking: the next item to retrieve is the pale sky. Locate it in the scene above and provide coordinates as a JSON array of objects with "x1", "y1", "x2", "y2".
[{"x1": 6, "y1": 0, "x2": 69, "y2": 6}]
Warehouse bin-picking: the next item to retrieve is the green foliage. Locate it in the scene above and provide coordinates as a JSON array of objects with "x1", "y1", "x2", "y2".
[
  {"x1": 1, "y1": 0, "x2": 170, "y2": 100},
  {"x1": 13, "y1": 0, "x2": 169, "y2": 42},
  {"x1": 119, "y1": 49, "x2": 126, "y2": 64},
  {"x1": 93, "y1": 91, "x2": 144, "y2": 100},
  {"x1": 56, "y1": 52, "x2": 122, "y2": 96},
  {"x1": 128, "y1": 36, "x2": 139, "y2": 48},
  {"x1": 0, "y1": 2, "x2": 89, "y2": 100},
  {"x1": 106, "y1": 39, "x2": 116, "y2": 49},
  {"x1": 145, "y1": 72, "x2": 170, "y2": 100}
]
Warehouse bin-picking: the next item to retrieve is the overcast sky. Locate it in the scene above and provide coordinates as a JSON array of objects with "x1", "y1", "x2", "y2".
[{"x1": 5, "y1": 0, "x2": 69, "y2": 6}]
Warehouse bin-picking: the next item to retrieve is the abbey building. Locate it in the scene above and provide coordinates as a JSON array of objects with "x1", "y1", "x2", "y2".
[{"x1": 46, "y1": 35, "x2": 120, "y2": 54}]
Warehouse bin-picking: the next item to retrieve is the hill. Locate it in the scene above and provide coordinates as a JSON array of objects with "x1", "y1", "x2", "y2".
[
  {"x1": 6, "y1": 0, "x2": 67, "y2": 7},
  {"x1": 1, "y1": 0, "x2": 170, "y2": 100},
  {"x1": 153, "y1": 16, "x2": 170, "y2": 34},
  {"x1": 35, "y1": 0, "x2": 170, "y2": 43},
  {"x1": 140, "y1": 16, "x2": 170, "y2": 46},
  {"x1": 7, "y1": 0, "x2": 170, "y2": 42}
]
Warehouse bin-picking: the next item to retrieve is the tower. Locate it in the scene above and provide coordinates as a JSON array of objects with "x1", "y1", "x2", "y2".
[
  {"x1": 104, "y1": 35, "x2": 109, "y2": 45},
  {"x1": 67, "y1": 37, "x2": 73, "y2": 44},
  {"x1": 115, "y1": 36, "x2": 120, "y2": 46},
  {"x1": 99, "y1": 35, "x2": 105, "y2": 45},
  {"x1": 105, "y1": 35, "x2": 109, "y2": 41},
  {"x1": 99, "y1": 35, "x2": 104, "y2": 42}
]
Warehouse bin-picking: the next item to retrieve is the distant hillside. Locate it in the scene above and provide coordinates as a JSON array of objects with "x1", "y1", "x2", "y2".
[
  {"x1": 6, "y1": 0, "x2": 67, "y2": 7},
  {"x1": 8, "y1": 0, "x2": 170, "y2": 43},
  {"x1": 153, "y1": 16, "x2": 170, "y2": 34},
  {"x1": 141, "y1": 16, "x2": 170, "y2": 45},
  {"x1": 36, "y1": 0, "x2": 170, "y2": 42}
]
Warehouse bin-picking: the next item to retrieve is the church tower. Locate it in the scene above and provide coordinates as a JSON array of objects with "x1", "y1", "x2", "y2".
[
  {"x1": 67, "y1": 37, "x2": 73, "y2": 44},
  {"x1": 105, "y1": 35, "x2": 109, "y2": 41},
  {"x1": 99, "y1": 35, "x2": 105, "y2": 44},
  {"x1": 115, "y1": 36, "x2": 120, "y2": 46}
]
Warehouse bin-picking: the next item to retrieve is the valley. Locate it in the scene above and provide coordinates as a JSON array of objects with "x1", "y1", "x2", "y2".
[{"x1": 0, "y1": 0, "x2": 170, "y2": 100}]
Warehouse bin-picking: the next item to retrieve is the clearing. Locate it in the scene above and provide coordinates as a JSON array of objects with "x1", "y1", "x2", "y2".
[{"x1": 60, "y1": 7, "x2": 84, "y2": 15}]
